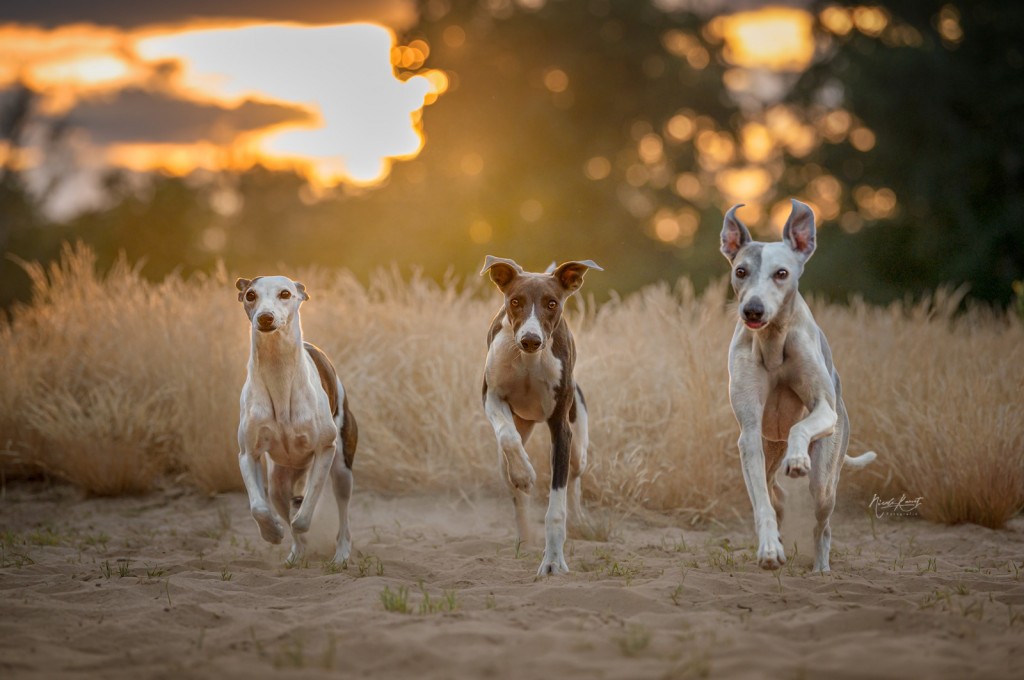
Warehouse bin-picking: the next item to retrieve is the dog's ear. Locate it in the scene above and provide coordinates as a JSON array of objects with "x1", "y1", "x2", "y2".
[
  {"x1": 294, "y1": 281, "x2": 309, "y2": 301},
  {"x1": 782, "y1": 199, "x2": 816, "y2": 261},
  {"x1": 720, "y1": 204, "x2": 751, "y2": 262},
  {"x1": 552, "y1": 260, "x2": 603, "y2": 295},
  {"x1": 235, "y1": 278, "x2": 251, "y2": 302},
  {"x1": 480, "y1": 255, "x2": 524, "y2": 292}
]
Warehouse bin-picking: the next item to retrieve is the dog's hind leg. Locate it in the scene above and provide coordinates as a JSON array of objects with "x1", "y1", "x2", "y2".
[
  {"x1": 329, "y1": 454, "x2": 353, "y2": 564},
  {"x1": 567, "y1": 386, "x2": 589, "y2": 527},
  {"x1": 764, "y1": 439, "x2": 786, "y2": 527},
  {"x1": 809, "y1": 403, "x2": 848, "y2": 573},
  {"x1": 269, "y1": 463, "x2": 306, "y2": 564},
  {"x1": 509, "y1": 415, "x2": 536, "y2": 545}
]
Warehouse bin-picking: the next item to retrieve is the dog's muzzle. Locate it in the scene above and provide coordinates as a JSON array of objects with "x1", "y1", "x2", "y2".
[
  {"x1": 256, "y1": 313, "x2": 277, "y2": 332},
  {"x1": 518, "y1": 333, "x2": 543, "y2": 353},
  {"x1": 741, "y1": 300, "x2": 766, "y2": 330}
]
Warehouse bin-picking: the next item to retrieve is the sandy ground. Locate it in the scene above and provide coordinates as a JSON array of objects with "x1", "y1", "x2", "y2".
[{"x1": 1, "y1": 479, "x2": 1023, "y2": 680}]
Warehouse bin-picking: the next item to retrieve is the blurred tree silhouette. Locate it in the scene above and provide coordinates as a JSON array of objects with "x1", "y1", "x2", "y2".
[
  {"x1": 787, "y1": 0, "x2": 1024, "y2": 302},
  {"x1": 1, "y1": 0, "x2": 1022, "y2": 311}
]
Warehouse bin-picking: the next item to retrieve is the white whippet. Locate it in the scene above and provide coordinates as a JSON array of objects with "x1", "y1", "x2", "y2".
[
  {"x1": 235, "y1": 275, "x2": 358, "y2": 565},
  {"x1": 481, "y1": 256, "x2": 601, "y2": 576},
  {"x1": 720, "y1": 200, "x2": 876, "y2": 573}
]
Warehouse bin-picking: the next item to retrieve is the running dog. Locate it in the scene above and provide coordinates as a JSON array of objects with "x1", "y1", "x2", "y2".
[
  {"x1": 720, "y1": 200, "x2": 875, "y2": 573},
  {"x1": 481, "y1": 256, "x2": 601, "y2": 575},
  {"x1": 235, "y1": 275, "x2": 357, "y2": 565}
]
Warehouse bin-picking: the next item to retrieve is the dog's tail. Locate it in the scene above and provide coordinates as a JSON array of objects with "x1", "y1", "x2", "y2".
[{"x1": 843, "y1": 451, "x2": 877, "y2": 468}]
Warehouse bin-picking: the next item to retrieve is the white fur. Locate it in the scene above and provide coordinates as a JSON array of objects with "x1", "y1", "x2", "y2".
[
  {"x1": 722, "y1": 202, "x2": 876, "y2": 573},
  {"x1": 237, "y1": 275, "x2": 353, "y2": 565}
]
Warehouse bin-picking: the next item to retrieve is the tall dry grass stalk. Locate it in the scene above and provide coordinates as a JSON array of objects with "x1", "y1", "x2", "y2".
[{"x1": 1, "y1": 244, "x2": 1021, "y2": 527}]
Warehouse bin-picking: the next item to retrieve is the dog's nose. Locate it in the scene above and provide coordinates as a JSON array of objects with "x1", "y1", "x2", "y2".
[
  {"x1": 256, "y1": 312, "x2": 275, "y2": 329},
  {"x1": 519, "y1": 334, "x2": 542, "y2": 352},
  {"x1": 742, "y1": 301, "x2": 765, "y2": 323}
]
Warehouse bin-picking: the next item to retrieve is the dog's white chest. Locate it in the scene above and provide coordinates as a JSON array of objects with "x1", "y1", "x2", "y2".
[
  {"x1": 486, "y1": 328, "x2": 563, "y2": 422},
  {"x1": 241, "y1": 366, "x2": 336, "y2": 468}
]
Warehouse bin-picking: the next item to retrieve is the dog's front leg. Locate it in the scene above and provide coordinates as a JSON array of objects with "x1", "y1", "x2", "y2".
[
  {"x1": 730, "y1": 370, "x2": 785, "y2": 570},
  {"x1": 484, "y1": 392, "x2": 537, "y2": 492},
  {"x1": 782, "y1": 392, "x2": 837, "y2": 478},
  {"x1": 737, "y1": 426, "x2": 786, "y2": 569},
  {"x1": 538, "y1": 418, "x2": 571, "y2": 576},
  {"x1": 238, "y1": 446, "x2": 284, "y2": 545},
  {"x1": 291, "y1": 442, "x2": 335, "y2": 534}
]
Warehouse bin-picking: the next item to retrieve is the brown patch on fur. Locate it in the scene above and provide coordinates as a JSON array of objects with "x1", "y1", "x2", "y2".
[
  {"x1": 340, "y1": 395, "x2": 357, "y2": 469},
  {"x1": 303, "y1": 342, "x2": 339, "y2": 418}
]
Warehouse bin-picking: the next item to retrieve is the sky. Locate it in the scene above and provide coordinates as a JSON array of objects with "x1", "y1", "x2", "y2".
[
  {"x1": 0, "y1": 0, "x2": 442, "y2": 217},
  {"x1": 0, "y1": 0, "x2": 825, "y2": 220}
]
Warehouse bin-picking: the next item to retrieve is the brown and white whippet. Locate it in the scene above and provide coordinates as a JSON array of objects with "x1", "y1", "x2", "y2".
[
  {"x1": 720, "y1": 200, "x2": 876, "y2": 573},
  {"x1": 480, "y1": 256, "x2": 601, "y2": 576},
  {"x1": 236, "y1": 275, "x2": 358, "y2": 565}
]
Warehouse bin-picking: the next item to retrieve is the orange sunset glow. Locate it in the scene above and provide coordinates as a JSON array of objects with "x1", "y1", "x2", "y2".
[
  {"x1": 0, "y1": 3, "x2": 890, "y2": 230},
  {"x1": 0, "y1": 20, "x2": 447, "y2": 186}
]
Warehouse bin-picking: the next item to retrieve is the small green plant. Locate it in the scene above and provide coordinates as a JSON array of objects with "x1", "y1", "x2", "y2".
[
  {"x1": 617, "y1": 623, "x2": 651, "y2": 657},
  {"x1": 28, "y1": 527, "x2": 62, "y2": 546},
  {"x1": 84, "y1": 532, "x2": 110, "y2": 550},
  {"x1": 100, "y1": 560, "x2": 113, "y2": 579},
  {"x1": 380, "y1": 585, "x2": 411, "y2": 613},
  {"x1": 145, "y1": 564, "x2": 166, "y2": 579},
  {"x1": 416, "y1": 582, "x2": 459, "y2": 614},
  {"x1": 322, "y1": 559, "x2": 345, "y2": 575},
  {"x1": 218, "y1": 505, "x2": 233, "y2": 532},
  {"x1": 356, "y1": 554, "x2": 383, "y2": 577},
  {"x1": 117, "y1": 558, "x2": 132, "y2": 578},
  {"x1": 0, "y1": 545, "x2": 34, "y2": 568},
  {"x1": 221, "y1": 567, "x2": 233, "y2": 581},
  {"x1": 669, "y1": 584, "x2": 684, "y2": 606}
]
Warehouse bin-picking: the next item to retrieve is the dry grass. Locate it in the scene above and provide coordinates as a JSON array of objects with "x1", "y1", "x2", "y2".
[{"x1": 1, "y1": 244, "x2": 1021, "y2": 527}]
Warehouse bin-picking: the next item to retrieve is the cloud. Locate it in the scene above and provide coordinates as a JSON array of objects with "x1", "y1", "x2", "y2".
[
  {"x1": 0, "y1": 0, "x2": 417, "y2": 30},
  {"x1": 64, "y1": 88, "x2": 314, "y2": 144}
]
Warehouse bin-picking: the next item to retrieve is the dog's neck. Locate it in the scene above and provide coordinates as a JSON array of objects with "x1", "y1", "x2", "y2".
[
  {"x1": 250, "y1": 321, "x2": 306, "y2": 407},
  {"x1": 749, "y1": 292, "x2": 803, "y2": 372}
]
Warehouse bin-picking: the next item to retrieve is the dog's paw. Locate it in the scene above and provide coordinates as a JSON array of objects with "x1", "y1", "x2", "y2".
[
  {"x1": 783, "y1": 453, "x2": 811, "y2": 478},
  {"x1": 536, "y1": 554, "x2": 570, "y2": 576},
  {"x1": 286, "y1": 543, "x2": 306, "y2": 565},
  {"x1": 332, "y1": 540, "x2": 352, "y2": 565},
  {"x1": 252, "y1": 510, "x2": 284, "y2": 545},
  {"x1": 757, "y1": 534, "x2": 787, "y2": 570},
  {"x1": 291, "y1": 514, "x2": 312, "y2": 534},
  {"x1": 503, "y1": 452, "x2": 537, "y2": 491}
]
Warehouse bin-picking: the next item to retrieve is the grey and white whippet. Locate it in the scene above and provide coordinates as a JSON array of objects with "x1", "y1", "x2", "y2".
[
  {"x1": 236, "y1": 275, "x2": 358, "y2": 565},
  {"x1": 720, "y1": 200, "x2": 876, "y2": 573},
  {"x1": 481, "y1": 256, "x2": 601, "y2": 576}
]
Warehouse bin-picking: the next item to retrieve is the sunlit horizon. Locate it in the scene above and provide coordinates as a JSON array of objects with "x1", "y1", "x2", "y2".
[{"x1": 0, "y1": 20, "x2": 446, "y2": 189}]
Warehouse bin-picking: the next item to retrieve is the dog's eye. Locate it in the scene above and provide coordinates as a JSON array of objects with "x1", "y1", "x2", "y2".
[
  {"x1": 774, "y1": 269, "x2": 789, "y2": 280},
  {"x1": 509, "y1": 298, "x2": 520, "y2": 307},
  {"x1": 547, "y1": 300, "x2": 558, "y2": 310},
  {"x1": 245, "y1": 290, "x2": 257, "y2": 302},
  {"x1": 279, "y1": 290, "x2": 291, "y2": 300},
  {"x1": 735, "y1": 267, "x2": 747, "y2": 279}
]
